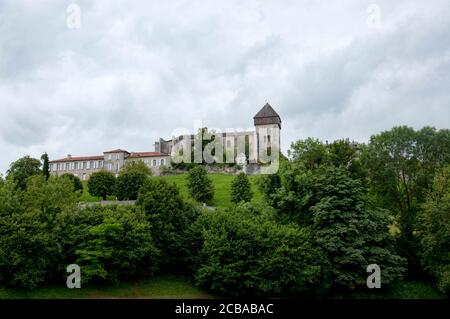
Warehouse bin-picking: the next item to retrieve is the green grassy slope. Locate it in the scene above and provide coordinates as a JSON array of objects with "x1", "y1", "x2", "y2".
[{"x1": 0, "y1": 275, "x2": 214, "y2": 299}]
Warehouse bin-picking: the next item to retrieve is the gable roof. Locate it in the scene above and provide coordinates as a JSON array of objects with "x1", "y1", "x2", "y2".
[
  {"x1": 49, "y1": 155, "x2": 104, "y2": 163},
  {"x1": 103, "y1": 149, "x2": 130, "y2": 154},
  {"x1": 128, "y1": 152, "x2": 169, "y2": 158},
  {"x1": 253, "y1": 103, "x2": 280, "y2": 119}
]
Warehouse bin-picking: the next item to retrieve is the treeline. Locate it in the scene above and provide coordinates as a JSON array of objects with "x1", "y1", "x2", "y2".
[{"x1": 0, "y1": 125, "x2": 448, "y2": 297}]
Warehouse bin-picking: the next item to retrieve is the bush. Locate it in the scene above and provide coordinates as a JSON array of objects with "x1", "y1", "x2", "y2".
[
  {"x1": 137, "y1": 179, "x2": 200, "y2": 270},
  {"x1": 193, "y1": 205, "x2": 328, "y2": 297},
  {"x1": 88, "y1": 171, "x2": 116, "y2": 200},
  {"x1": 187, "y1": 166, "x2": 214, "y2": 203},
  {"x1": 115, "y1": 172, "x2": 148, "y2": 200},
  {"x1": 0, "y1": 175, "x2": 76, "y2": 288},
  {"x1": 271, "y1": 164, "x2": 406, "y2": 291},
  {"x1": 61, "y1": 173, "x2": 83, "y2": 193},
  {"x1": 419, "y1": 166, "x2": 450, "y2": 294},
  {"x1": 63, "y1": 205, "x2": 159, "y2": 284},
  {"x1": 230, "y1": 173, "x2": 253, "y2": 203},
  {"x1": 0, "y1": 210, "x2": 59, "y2": 288}
]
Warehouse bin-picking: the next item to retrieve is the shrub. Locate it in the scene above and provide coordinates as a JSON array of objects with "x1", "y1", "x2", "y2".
[
  {"x1": 271, "y1": 164, "x2": 406, "y2": 291},
  {"x1": 0, "y1": 176, "x2": 76, "y2": 288},
  {"x1": 137, "y1": 179, "x2": 200, "y2": 270},
  {"x1": 0, "y1": 210, "x2": 59, "y2": 288},
  {"x1": 418, "y1": 165, "x2": 450, "y2": 294},
  {"x1": 61, "y1": 173, "x2": 83, "y2": 193},
  {"x1": 88, "y1": 171, "x2": 116, "y2": 200},
  {"x1": 187, "y1": 166, "x2": 214, "y2": 203},
  {"x1": 193, "y1": 205, "x2": 328, "y2": 297},
  {"x1": 64, "y1": 205, "x2": 159, "y2": 284},
  {"x1": 230, "y1": 173, "x2": 253, "y2": 203},
  {"x1": 115, "y1": 172, "x2": 148, "y2": 200}
]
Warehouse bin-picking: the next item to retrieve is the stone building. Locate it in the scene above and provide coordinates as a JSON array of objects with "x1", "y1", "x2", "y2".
[
  {"x1": 49, "y1": 149, "x2": 170, "y2": 180},
  {"x1": 155, "y1": 103, "x2": 281, "y2": 164},
  {"x1": 49, "y1": 103, "x2": 281, "y2": 179}
]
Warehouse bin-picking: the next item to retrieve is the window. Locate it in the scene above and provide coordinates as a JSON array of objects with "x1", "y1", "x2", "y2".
[
  {"x1": 267, "y1": 135, "x2": 271, "y2": 143},
  {"x1": 83, "y1": 162, "x2": 87, "y2": 169},
  {"x1": 108, "y1": 154, "x2": 112, "y2": 160},
  {"x1": 116, "y1": 154, "x2": 120, "y2": 160},
  {"x1": 74, "y1": 162, "x2": 78, "y2": 170},
  {"x1": 65, "y1": 163, "x2": 70, "y2": 170},
  {"x1": 90, "y1": 161, "x2": 94, "y2": 169},
  {"x1": 57, "y1": 163, "x2": 60, "y2": 171},
  {"x1": 160, "y1": 159, "x2": 165, "y2": 166},
  {"x1": 71, "y1": 162, "x2": 74, "y2": 170},
  {"x1": 152, "y1": 160, "x2": 156, "y2": 166}
]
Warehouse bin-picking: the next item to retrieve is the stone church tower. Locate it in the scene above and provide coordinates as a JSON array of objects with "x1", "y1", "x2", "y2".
[{"x1": 253, "y1": 103, "x2": 281, "y2": 162}]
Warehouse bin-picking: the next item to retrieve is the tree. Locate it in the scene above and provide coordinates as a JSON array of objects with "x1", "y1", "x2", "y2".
[
  {"x1": 73, "y1": 206, "x2": 159, "y2": 284},
  {"x1": 187, "y1": 166, "x2": 214, "y2": 203},
  {"x1": 230, "y1": 173, "x2": 253, "y2": 203},
  {"x1": 61, "y1": 173, "x2": 83, "y2": 193},
  {"x1": 87, "y1": 171, "x2": 116, "y2": 200},
  {"x1": 268, "y1": 157, "x2": 406, "y2": 291},
  {"x1": 6, "y1": 156, "x2": 42, "y2": 190},
  {"x1": 120, "y1": 160, "x2": 152, "y2": 176},
  {"x1": 41, "y1": 153, "x2": 50, "y2": 180},
  {"x1": 24, "y1": 175, "x2": 78, "y2": 216},
  {"x1": 362, "y1": 126, "x2": 450, "y2": 273},
  {"x1": 288, "y1": 138, "x2": 329, "y2": 169},
  {"x1": 418, "y1": 166, "x2": 450, "y2": 294},
  {"x1": 137, "y1": 179, "x2": 200, "y2": 270},
  {"x1": 115, "y1": 172, "x2": 148, "y2": 200},
  {"x1": 0, "y1": 175, "x2": 77, "y2": 289},
  {"x1": 193, "y1": 205, "x2": 328, "y2": 297}
]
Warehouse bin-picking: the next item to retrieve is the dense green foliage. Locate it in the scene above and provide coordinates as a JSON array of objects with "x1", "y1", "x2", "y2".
[
  {"x1": 265, "y1": 161, "x2": 406, "y2": 291},
  {"x1": 137, "y1": 179, "x2": 199, "y2": 270},
  {"x1": 115, "y1": 172, "x2": 148, "y2": 200},
  {"x1": 87, "y1": 171, "x2": 116, "y2": 200},
  {"x1": 362, "y1": 126, "x2": 450, "y2": 273},
  {"x1": 418, "y1": 166, "x2": 450, "y2": 294},
  {"x1": 193, "y1": 204, "x2": 327, "y2": 296},
  {"x1": 0, "y1": 125, "x2": 448, "y2": 298},
  {"x1": 0, "y1": 175, "x2": 77, "y2": 288},
  {"x1": 61, "y1": 173, "x2": 83, "y2": 193},
  {"x1": 187, "y1": 166, "x2": 214, "y2": 203},
  {"x1": 6, "y1": 156, "x2": 42, "y2": 190},
  {"x1": 230, "y1": 173, "x2": 253, "y2": 203},
  {"x1": 69, "y1": 206, "x2": 159, "y2": 284}
]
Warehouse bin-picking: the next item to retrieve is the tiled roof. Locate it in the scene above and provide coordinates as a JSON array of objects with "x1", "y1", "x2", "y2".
[
  {"x1": 103, "y1": 149, "x2": 130, "y2": 154},
  {"x1": 128, "y1": 152, "x2": 169, "y2": 158},
  {"x1": 49, "y1": 155, "x2": 104, "y2": 163},
  {"x1": 253, "y1": 103, "x2": 281, "y2": 119}
]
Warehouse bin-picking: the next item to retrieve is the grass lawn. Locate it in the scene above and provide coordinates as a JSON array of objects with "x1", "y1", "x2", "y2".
[
  {"x1": 79, "y1": 172, "x2": 263, "y2": 208},
  {"x1": 154, "y1": 173, "x2": 263, "y2": 208},
  {"x1": 0, "y1": 275, "x2": 215, "y2": 299}
]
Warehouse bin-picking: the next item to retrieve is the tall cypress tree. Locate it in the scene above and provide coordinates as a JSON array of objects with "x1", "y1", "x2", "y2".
[{"x1": 41, "y1": 153, "x2": 50, "y2": 180}]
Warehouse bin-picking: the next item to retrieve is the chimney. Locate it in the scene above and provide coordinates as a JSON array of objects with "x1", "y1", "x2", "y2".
[{"x1": 67, "y1": 154, "x2": 72, "y2": 158}]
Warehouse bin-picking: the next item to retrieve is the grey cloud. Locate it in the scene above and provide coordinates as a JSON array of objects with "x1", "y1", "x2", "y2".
[{"x1": 0, "y1": 0, "x2": 449, "y2": 174}]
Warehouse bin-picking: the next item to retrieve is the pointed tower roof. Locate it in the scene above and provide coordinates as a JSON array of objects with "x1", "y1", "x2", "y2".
[{"x1": 253, "y1": 103, "x2": 281, "y2": 128}]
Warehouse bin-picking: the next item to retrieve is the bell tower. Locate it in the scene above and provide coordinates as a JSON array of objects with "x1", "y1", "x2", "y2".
[{"x1": 253, "y1": 103, "x2": 281, "y2": 162}]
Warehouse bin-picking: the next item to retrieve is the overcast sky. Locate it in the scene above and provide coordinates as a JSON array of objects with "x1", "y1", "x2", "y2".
[{"x1": 1, "y1": 0, "x2": 449, "y2": 174}]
